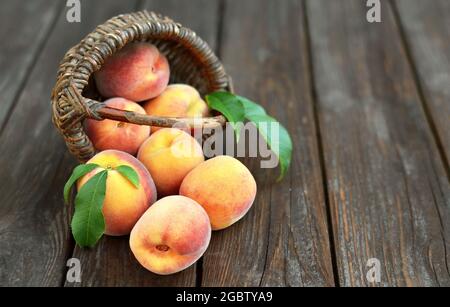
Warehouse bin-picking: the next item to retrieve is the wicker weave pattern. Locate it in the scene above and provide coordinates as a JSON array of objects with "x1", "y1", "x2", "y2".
[{"x1": 51, "y1": 11, "x2": 231, "y2": 161}]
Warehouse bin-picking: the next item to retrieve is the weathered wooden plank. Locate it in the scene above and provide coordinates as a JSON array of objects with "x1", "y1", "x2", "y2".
[
  {"x1": 201, "y1": 0, "x2": 335, "y2": 287},
  {"x1": 394, "y1": 0, "x2": 450, "y2": 171},
  {"x1": 67, "y1": 0, "x2": 222, "y2": 287},
  {"x1": 306, "y1": 0, "x2": 450, "y2": 286},
  {"x1": 143, "y1": 0, "x2": 220, "y2": 51},
  {"x1": 0, "y1": 0, "x2": 62, "y2": 128},
  {"x1": 0, "y1": 0, "x2": 139, "y2": 287}
]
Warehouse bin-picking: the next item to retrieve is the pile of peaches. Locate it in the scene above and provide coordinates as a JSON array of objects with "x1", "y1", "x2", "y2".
[{"x1": 77, "y1": 42, "x2": 257, "y2": 275}]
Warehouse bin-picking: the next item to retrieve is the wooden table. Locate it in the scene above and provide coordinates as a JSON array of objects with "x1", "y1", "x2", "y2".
[{"x1": 0, "y1": 0, "x2": 449, "y2": 287}]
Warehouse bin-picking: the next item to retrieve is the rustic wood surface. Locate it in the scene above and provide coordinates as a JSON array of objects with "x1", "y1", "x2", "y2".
[
  {"x1": 0, "y1": 0, "x2": 62, "y2": 130},
  {"x1": 0, "y1": 0, "x2": 449, "y2": 287},
  {"x1": 306, "y1": 0, "x2": 450, "y2": 286},
  {"x1": 394, "y1": 0, "x2": 450, "y2": 173}
]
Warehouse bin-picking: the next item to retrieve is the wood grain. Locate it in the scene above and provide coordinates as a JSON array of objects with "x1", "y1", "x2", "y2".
[
  {"x1": 0, "y1": 0, "x2": 140, "y2": 287},
  {"x1": 201, "y1": 0, "x2": 335, "y2": 287},
  {"x1": 306, "y1": 0, "x2": 450, "y2": 286},
  {"x1": 67, "y1": 0, "x2": 222, "y2": 287},
  {"x1": 143, "y1": 0, "x2": 221, "y2": 52},
  {"x1": 0, "y1": 0, "x2": 62, "y2": 129},
  {"x1": 394, "y1": 0, "x2": 450, "y2": 171}
]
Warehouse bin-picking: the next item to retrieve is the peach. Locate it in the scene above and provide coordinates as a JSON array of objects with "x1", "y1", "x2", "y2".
[
  {"x1": 85, "y1": 97, "x2": 150, "y2": 155},
  {"x1": 137, "y1": 128, "x2": 204, "y2": 197},
  {"x1": 94, "y1": 42, "x2": 170, "y2": 101},
  {"x1": 180, "y1": 156, "x2": 257, "y2": 230},
  {"x1": 143, "y1": 84, "x2": 210, "y2": 133},
  {"x1": 130, "y1": 195, "x2": 211, "y2": 275},
  {"x1": 77, "y1": 150, "x2": 157, "y2": 236}
]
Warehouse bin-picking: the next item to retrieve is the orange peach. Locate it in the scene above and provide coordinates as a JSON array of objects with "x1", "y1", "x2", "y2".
[
  {"x1": 77, "y1": 150, "x2": 157, "y2": 236},
  {"x1": 137, "y1": 128, "x2": 204, "y2": 197},
  {"x1": 85, "y1": 97, "x2": 150, "y2": 155},
  {"x1": 143, "y1": 84, "x2": 210, "y2": 133},
  {"x1": 180, "y1": 156, "x2": 257, "y2": 230},
  {"x1": 94, "y1": 42, "x2": 170, "y2": 101},
  {"x1": 130, "y1": 195, "x2": 211, "y2": 275}
]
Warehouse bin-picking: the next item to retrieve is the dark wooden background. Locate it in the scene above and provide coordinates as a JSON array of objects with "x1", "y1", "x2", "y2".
[{"x1": 0, "y1": 0, "x2": 449, "y2": 287}]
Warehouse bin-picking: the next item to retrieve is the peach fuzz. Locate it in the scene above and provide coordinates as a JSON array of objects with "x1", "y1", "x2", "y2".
[
  {"x1": 130, "y1": 195, "x2": 211, "y2": 275},
  {"x1": 94, "y1": 42, "x2": 170, "y2": 101},
  {"x1": 137, "y1": 128, "x2": 204, "y2": 197},
  {"x1": 77, "y1": 150, "x2": 157, "y2": 236},
  {"x1": 180, "y1": 156, "x2": 257, "y2": 230},
  {"x1": 85, "y1": 98, "x2": 150, "y2": 155},
  {"x1": 143, "y1": 84, "x2": 210, "y2": 133}
]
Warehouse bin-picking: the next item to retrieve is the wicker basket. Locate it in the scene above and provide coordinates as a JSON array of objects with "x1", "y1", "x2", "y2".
[{"x1": 51, "y1": 11, "x2": 232, "y2": 162}]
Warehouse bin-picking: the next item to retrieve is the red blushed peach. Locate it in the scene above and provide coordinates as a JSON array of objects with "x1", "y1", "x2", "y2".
[
  {"x1": 130, "y1": 195, "x2": 211, "y2": 275},
  {"x1": 85, "y1": 97, "x2": 150, "y2": 155},
  {"x1": 137, "y1": 128, "x2": 205, "y2": 197},
  {"x1": 94, "y1": 42, "x2": 170, "y2": 101},
  {"x1": 143, "y1": 84, "x2": 210, "y2": 133},
  {"x1": 180, "y1": 156, "x2": 257, "y2": 230},
  {"x1": 77, "y1": 150, "x2": 157, "y2": 236}
]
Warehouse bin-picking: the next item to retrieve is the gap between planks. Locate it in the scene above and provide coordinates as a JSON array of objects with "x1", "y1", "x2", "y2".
[{"x1": 301, "y1": 0, "x2": 341, "y2": 287}]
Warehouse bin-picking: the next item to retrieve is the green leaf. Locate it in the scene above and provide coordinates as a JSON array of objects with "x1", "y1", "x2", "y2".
[
  {"x1": 206, "y1": 92, "x2": 246, "y2": 141},
  {"x1": 237, "y1": 95, "x2": 267, "y2": 117},
  {"x1": 115, "y1": 165, "x2": 140, "y2": 188},
  {"x1": 247, "y1": 114, "x2": 293, "y2": 182},
  {"x1": 206, "y1": 91, "x2": 293, "y2": 181},
  {"x1": 63, "y1": 163, "x2": 99, "y2": 203},
  {"x1": 71, "y1": 170, "x2": 108, "y2": 248}
]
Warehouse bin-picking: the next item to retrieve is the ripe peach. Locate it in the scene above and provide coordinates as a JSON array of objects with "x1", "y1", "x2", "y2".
[
  {"x1": 180, "y1": 156, "x2": 257, "y2": 230},
  {"x1": 137, "y1": 128, "x2": 205, "y2": 197},
  {"x1": 85, "y1": 97, "x2": 150, "y2": 155},
  {"x1": 94, "y1": 42, "x2": 170, "y2": 101},
  {"x1": 143, "y1": 84, "x2": 210, "y2": 133},
  {"x1": 130, "y1": 195, "x2": 211, "y2": 275},
  {"x1": 77, "y1": 150, "x2": 157, "y2": 236}
]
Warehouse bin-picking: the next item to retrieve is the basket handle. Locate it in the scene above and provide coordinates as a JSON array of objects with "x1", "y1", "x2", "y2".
[
  {"x1": 96, "y1": 105, "x2": 227, "y2": 129},
  {"x1": 61, "y1": 83, "x2": 226, "y2": 131}
]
